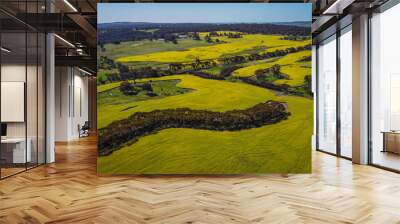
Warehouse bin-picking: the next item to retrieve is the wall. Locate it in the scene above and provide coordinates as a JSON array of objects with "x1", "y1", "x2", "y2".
[
  {"x1": 55, "y1": 67, "x2": 89, "y2": 141},
  {"x1": 1, "y1": 64, "x2": 43, "y2": 140}
]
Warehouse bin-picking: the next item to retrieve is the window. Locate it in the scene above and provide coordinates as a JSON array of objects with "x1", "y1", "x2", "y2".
[
  {"x1": 339, "y1": 25, "x2": 352, "y2": 158},
  {"x1": 0, "y1": 2, "x2": 46, "y2": 179},
  {"x1": 317, "y1": 35, "x2": 337, "y2": 154},
  {"x1": 370, "y1": 3, "x2": 400, "y2": 171}
]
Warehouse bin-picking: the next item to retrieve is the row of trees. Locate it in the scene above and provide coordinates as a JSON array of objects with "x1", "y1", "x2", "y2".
[
  {"x1": 169, "y1": 59, "x2": 217, "y2": 72},
  {"x1": 99, "y1": 23, "x2": 310, "y2": 44},
  {"x1": 181, "y1": 65, "x2": 242, "y2": 80},
  {"x1": 281, "y1": 35, "x2": 311, "y2": 41},
  {"x1": 98, "y1": 56, "x2": 118, "y2": 70},
  {"x1": 209, "y1": 31, "x2": 243, "y2": 38},
  {"x1": 98, "y1": 100, "x2": 289, "y2": 156},
  {"x1": 240, "y1": 74, "x2": 312, "y2": 97},
  {"x1": 297, "y1": 55, "x2": 312, "y2": 62},
  {"x1": 218, "y1": 44, "x2": 311, "y2": 65}
]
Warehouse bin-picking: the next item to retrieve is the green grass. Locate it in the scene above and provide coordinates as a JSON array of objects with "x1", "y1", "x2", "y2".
[
  {"x1": 200, "y1": 66, "x2": 224, "y2": 76},
  {"x1": 98, "y1": 81, "x2": 130, "y2": 93},
  {"x1": 97, "y1": 77, "x2": 173, "y2": 93},
  {"x1": 98, "y1": 74, "x2": 280, "y2": 129},
  {"x1": 97, "y1": 74, "x2": 312, "y2": 174},
  {"x1": 97, "y1": 69, "x2": 119, "y2": 85},
  {"x1": 99, "y1": 38, "x2": 215, "y2": 60},
  {"x1": 98, "y1": 80, "x2": 191, "y2": 107}
]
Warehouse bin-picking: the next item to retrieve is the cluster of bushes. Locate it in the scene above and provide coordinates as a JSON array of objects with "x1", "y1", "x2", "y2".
[
  {"x1": 119, "y1": 81, "x2": 155, "y2": 96},
  {"x1": 97, "y1": 71, "x2": 120, "y2": 85},
  {"x1": 240, "y1": 77, "x2": 291, "y2": 94},
  {"x1": 255, "y1": 64, "x2": 288, "y2": 81},
  {"x1": 169, "y1": 59, "x2": 217, "y2": 72},
  {"x1": 220, "y1": 66, "x2": 242, "y2": 77},
  {"x1": 188, "y1": 71, "x2": 225, "y2": 80},
  {"x1": 204, "y1": 32, "x2": 242, "y2": 43},
  {"x1": 281, "y1": 35, "x2": 311, "y2": 41},
  {"x1": 98, "y1": 100, "x2": 289, "y2": 156},
  {"x1": 98, "y1": 56, "x2": 117, "y2": 70},
  {"x1": 120, "y1": 66, "x2": 173, "y2": 80},
  {"x1": 297, "y1": 55, "x2": 312, "y2": 62},
  {"x1": 240, "y1": 74, "x2": 312, "y2": 97},
  {"x1": 188, "y1": 65, "x2": 242, "y2": 80}
]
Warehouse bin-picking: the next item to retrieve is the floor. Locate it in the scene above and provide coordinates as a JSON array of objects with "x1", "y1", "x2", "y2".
[
  {"x1": 1, "y1": 163, "x2": 43, "y2": 179},
  {"x1": 0, "y1": 136, "x2": 400, "y2": 224},
  {"x1": 372, "y1": 150, "x2": 400, "y2": 171},
  {"x1": 0, "y1": 167, "x2": 26, "y2": 178}
]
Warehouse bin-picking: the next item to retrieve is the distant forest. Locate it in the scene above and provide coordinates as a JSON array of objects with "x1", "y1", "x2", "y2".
[{"x1": 98, "y1": 22, "x2": 311, "y2": 44}]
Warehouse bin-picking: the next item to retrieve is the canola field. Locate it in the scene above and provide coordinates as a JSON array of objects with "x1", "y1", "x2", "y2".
[
  {"x1": 233, "y1": 50, "x2": 311, "y2": 86},
  {"x1": 116, "y1": 34, "x2": 310, "y2": 63}
]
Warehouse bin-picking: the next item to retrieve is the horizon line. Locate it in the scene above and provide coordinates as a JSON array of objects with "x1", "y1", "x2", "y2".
[{"x1": 99, "y1": 21, "x2": 310, "y2": 24}]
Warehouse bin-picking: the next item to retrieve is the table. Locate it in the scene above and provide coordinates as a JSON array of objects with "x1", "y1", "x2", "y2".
[
  {"x1": 1, "y1": 138, "x2": 31, "y2": 164},
  {"x1": 382, "y1": 131, "x2": 400, "y2": 154}
]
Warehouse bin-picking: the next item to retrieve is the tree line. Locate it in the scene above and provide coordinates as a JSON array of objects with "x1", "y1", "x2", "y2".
[
  {"x1": 98, "y1": 100, "x2": 289, "y2": 156},
  {"x1": 98, "y1": 22, "x2": 310, "y2": 44},
  {"x1": 240, "y1": 74, "x2": 312, "y2": 97}
]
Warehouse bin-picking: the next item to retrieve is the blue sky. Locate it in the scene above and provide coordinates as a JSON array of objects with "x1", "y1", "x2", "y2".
[{"x1": 98, "y1": 3, "x2": 311, "y2": 24}]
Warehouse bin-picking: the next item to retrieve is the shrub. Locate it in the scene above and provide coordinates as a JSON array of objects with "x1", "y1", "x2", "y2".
[{"x1": 119, "y1": 81, "x2": 138, "y2": 95}]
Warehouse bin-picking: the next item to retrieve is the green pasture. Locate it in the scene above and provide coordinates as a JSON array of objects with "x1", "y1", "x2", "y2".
[
  {"x1": 98, "y1": 80, "x2": 191, "y2": 106},
  {"x1": 97, "y1": 75, "x2": 312, "y2": 174},
  {"x1": 99, "y1": 38, "x2": 215, "y2": 60},
  {"x1": 98, "y1": 74, "x2": 279, "y2": 129}
]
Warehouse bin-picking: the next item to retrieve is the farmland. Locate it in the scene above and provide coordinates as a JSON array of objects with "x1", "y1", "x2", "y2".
[
  {"x1": 97, "y1": 22, "x2": 312, "y2": 174},
  {"x1": 116, "y1": 34, "x2": 310, "y2": 63}
]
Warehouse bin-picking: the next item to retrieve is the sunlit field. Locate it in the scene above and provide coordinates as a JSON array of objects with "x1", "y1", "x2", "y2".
[
  {"x1": 233, "y1": 50, "x2": 311, "y2": 86},
  {"x1": 116, "y1": 34, "x2": 310, "y2": 63},
  {"x1": 98, "y1": 74, "x2": 278, "y2": 129},
  {"x1": 98, "y1": 27, "x2": 312, "y2": 174},
  {"x1": 98, "y1": 75, "x2": 312, "y2": 174}
]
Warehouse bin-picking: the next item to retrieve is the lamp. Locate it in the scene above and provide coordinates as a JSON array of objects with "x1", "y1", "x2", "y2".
[
  {"x1": 1, "y1": 47, "x2": 11, "y2": 53},
  {"x1": 63, "y1": 0, "x2": 78, "y2": 12},
  {"x1": 54, "y1": 34, "x2": 75, "y2": 48}
]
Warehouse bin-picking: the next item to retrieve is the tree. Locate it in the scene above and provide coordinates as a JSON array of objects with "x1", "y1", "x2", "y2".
[
  {"x1": 118, "y1": 63, "x2": 129, "y2": 74},
  {"x1": 192, "y1": 32, "x2": 201, "y2": 40},
  {"x1": 270, "y1": 64, "x2": 281, "y2": 77},
  {"x1": 141, "y1": 83, "x2": 153, "y2": 92},
  {"x1": 119, "y1": 81, "x2": 138, "y2": 95},
  {"x1": 304, "y1": 75, "x2": 312, "y2": 93},
  {"x1": 204, "y1": 35, "x2": 212, "y2": 43}
]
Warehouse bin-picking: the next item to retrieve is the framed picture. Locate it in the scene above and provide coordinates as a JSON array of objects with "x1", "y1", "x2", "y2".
[{"x1": 97, "y1": 3, "x2": 312, "y2": 174}]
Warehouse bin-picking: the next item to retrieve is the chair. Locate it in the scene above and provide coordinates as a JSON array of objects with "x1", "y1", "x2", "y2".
[{"x1": 79, "y1": 121, "x2": 90, "y2": 138}]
